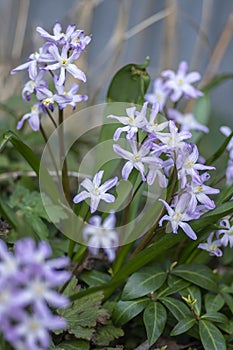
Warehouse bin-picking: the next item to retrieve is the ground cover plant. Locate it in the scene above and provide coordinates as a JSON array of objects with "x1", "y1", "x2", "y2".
[{"x1": 0, "y1": 20, "x2": 233, "y2": 350}]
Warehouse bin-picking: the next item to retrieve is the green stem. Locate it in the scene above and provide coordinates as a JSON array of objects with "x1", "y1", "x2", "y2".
[
  {"x1": 45, "y1": 108, "x2": 57, "y2": 128},
  {"x1": 40, "y1": 124, "x2": 60, "y2": 180},
  {"x1": 58, "y1": 108, "x2": 70, "y2": 202},
  {"x1": 68, "y1": 239, "x2": 76, "y2": 258},
  {"x1": 129, "y1": 165, "x2": 178, "y2": 257}
]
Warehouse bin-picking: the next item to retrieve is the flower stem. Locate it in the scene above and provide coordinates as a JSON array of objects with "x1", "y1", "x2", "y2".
[
  {"x1": 40, "y1": 124, "x2": 60, "y2": 180},
  {"x1": 129, "y1": 165, "x2": 178, "y2": 258},
  {"x1": 45, "y1": 108, "x2": 57, "y2": 128},
  {"x1": 58, "y1": 108, "x2": 70, "y2": 202}
]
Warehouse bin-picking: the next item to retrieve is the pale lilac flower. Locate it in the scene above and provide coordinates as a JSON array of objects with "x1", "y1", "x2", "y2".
[
  {"x1": 83, "y1": 213, "x2": 118, "y2": 261},
  {"x1": 159, "y1": 194, "x2": 197, "y2": 240},
  {"x1": 113, "y1": 139, "x2": 161, "y2": 181},
  {"x1": 73, "y1": 170, "x2": 118, "y2": 213},
  {"x1": 36, "y1": 86, "x2": 71, "y2": 111},
  {"x1": 167, "y1": 109, "x2": 209, "y2": 133},
  {"x1": 70, "y1": 29, "x2": 92, "y2": 51},
  {"x1": 220, "y1": 126, "x2": 233, "y2": 158},
  {"x1": 198, "y1": 232, "x2": 222, "y2": 256},
  {"x1": 0, "y1": 238, "x2": 70, "y2": 350},
  {"x1": 44, "y1": 44, "x2": 86, "y2": 85},
  {"x1": 11, "y1": 47, "x2": 54, "y2": 80},
  {"x1": 226, "y1": 159, "x2": 233, "y2": 185},
  {"x1": 156, "y1": 120, "x2": 192, "y2": 155},
  {"x1": 216, "y1": 219, "x2": 233, "y2": 248},
  {"x1": 55, "y1": 82, "x2": 88, "y2": 109},
  {"x1": 16, "y1": 276, "x2": 69, "y2": 310},
  {"x1": 107, "y1": 104, "x2": 146, "y2": 141},
  {"x1": 176, "y1": 143, "x2": 215, "y2": 188},
  {"x1": 147, "y1": 159, "x2": 168, "y2": 187},
  {"x1": 17, "y1": 103, "x2": 41, "y2": 131},
  {"x1": 0, "y1": 240, "x2": 18, "y2": 280},
  {"x1": 187, "y1": 178, "x2": 219, "y2": 211},
  {"x1": 36, "y1": 22, "x2": 76, "y2": 44},
  {"x1": 143, "y1": 103, "x2": 168, "y2": 136},
  {"x1": 22, "y1": 70, "x2": 47, "y2": 102},
  {"x1": 3, "y1": 306, "x2": 66, "y2": 350},
  {"x1": 162, "y1": 61, "x2": 203, "y2": 102},
  {"x1": 144, "y1": 78, "x2": 169, "y2": 111}
]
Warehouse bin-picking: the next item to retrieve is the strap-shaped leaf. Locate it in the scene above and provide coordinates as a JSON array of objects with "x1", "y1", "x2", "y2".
[
  {"x1": 112, "y1": 298, "x2": 149, "y2": 326},
  {"x1": 121, "y1": 266, "x2": 167, "y2": 300},
  {"x1": 170, "y1": 316, "x2": 196, "y2": 336},
  {"x1": 172, "y1": 264, "x2": 218, "y2": 292},
  {"x1": 0, "y1": 130, "x2": 40, "y2": 174},
  {"x1": 143, "y1": 301, "x2": 167, "y2": 346},
  {"x1": 199, "y1": 320, "x2": 226, "y2": 350}
]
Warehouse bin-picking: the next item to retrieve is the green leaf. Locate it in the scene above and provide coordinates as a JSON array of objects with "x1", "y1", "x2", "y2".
[
  {"x1": 70, "y1": 234, "x2": 182, "y2": 302},
  {"x1": 143, "y1": 302, "x2": 167, "y2": 346},
  {"x1": 107, "y1": 58, "x2": 150, "y2": 104},
  {"x1": 182, "y1": 285, "x2": 202, "y2": 316},
  {"x1": 206, "y1": 129, "x2": 233, "y2": 165},
  {"x1": 0, "y1": 131, "x2": 40, "y2": 173},
  {"x1": 94, "y1": 322, "x2": 124, "y2": 346},
  {"x1": 80, "y1": 270, "x2": 111, "y2": 287},
  {"x1": 51, "y1": 340, "x2": 90, "y2": 350},
  {"x1": 157, "y1": 276, "x2": 191, "y2": 298},
  {"x1": 112, "y1": 298, "x2": 149, "y2": 326},
  {"x1": 160, "y1": 297, "x2": 192, "y2": 321},
  {"x1": 121, "y1": 265, "x2": 167, "y2": 300},
  {"x1": 40, "y1": 193, "x2": 68, "y2": 223},
  {"x1": 170, "y1": 316, "x2": 196, "y2": 336},
  {"x1": 201, "y1": 312, "x2": 228, "y2": 324},
  {"x1": 202, "y1": 73, "x2": 233, "y2": 93},
  {"x1": 218, "y1": 320, "x2": 233, "y2": 335},
  {"x1": 58, "y1": 291, "x2": 108, "y2": 341},
  {"x1": 199, "y1": 320, "x2": 226, "y2": 350},
  {"x1": 191, "y1": 95, "x2": 210, "y2": 143},
  {"x1": 222, "y1": 293, "x2": 233, "y2": 314},
  {"x1": 172, "y1": 264, "x2": 218, "y2": 292},
  {"x1": 204, "y1": 293, "x2": 225, "y2": 312}
]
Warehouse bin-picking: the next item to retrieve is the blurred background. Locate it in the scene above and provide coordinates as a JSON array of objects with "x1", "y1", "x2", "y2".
[{"x1": 1, "y1": 0, "x2": 233, "y2": 134}]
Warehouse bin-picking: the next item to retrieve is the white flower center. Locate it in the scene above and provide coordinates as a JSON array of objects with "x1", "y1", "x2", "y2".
[
  {"x1": 33, "y1": 281, "x2": 45, "y2": 296},
  {"x1": 0, "y1": 291, "x2": 10, "y2": 303},
  {"x1": 29, "y1": 320, "x2": 40, "y2": 332},
  {"x1": 173, "y1": 212, "x2": 182, "y2": 222},
  {"x1": 134, "y1": 154, "x2": 141, "y2": 162},
  {"x1": 61, "y1": 58, "x2": 68, "y2": 66},
  {"x1": 43, "y1": 98, "x2": 54, "y2": 106},
  {"x1": 94, "y1": 186, "x2": 100, "y2": 195}
]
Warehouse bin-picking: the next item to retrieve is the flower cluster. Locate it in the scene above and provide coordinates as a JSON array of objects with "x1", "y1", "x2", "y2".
[
  {"x1": 145, "y1": 61, "x2": 208, "y2": 134},
  {"x1": 108, "y1": 62, "x2": 219, "y2": 242},
  {"x1": 11, "y1": 22, "x2": 91, "y2": 131},
  {"x1": 0, "y1": 237, "x2": 70, "y2": 350}
]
